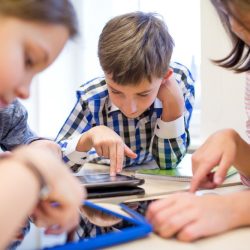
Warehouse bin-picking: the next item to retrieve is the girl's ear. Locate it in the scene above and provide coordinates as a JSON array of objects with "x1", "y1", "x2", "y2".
[{"x1": 163, "y1": 68, "x2": 173, "y2": 80}]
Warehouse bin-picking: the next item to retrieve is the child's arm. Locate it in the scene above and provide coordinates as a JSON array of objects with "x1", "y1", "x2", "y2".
[
  {"x1": 0, "y1": 146, "x2": 83, "y2": 249},
  {"x1": 150, "y1": 64, "x2": 195, "y2": 169},
  {"x1": 146, "y1": 191, "x2": 250, "y2": 242},
  {"x1": 0, "y1": 100, "x2": 42, "y2": 150},
  {"x1": 56, "y1": 92, "x2": 136, "y2": 174},
  {"x1": 56, "y1": 96, "x2": 95, "y2": 171},
  {"x1": 76, "y1": 125, "x2": 137, "y2": 176}
]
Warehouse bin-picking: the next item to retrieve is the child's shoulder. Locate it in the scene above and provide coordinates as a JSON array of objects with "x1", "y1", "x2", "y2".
[
  {"x1": 170, "y1": 62, "x2": 194, "y2": 82},
  {"x1": 76, "y1": 77, "x2": 108, "y2": 101}
]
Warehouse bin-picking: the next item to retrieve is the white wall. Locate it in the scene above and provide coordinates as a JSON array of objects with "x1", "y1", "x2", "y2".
[{"x1": 200, "y1": 0, "x2": 247, "y2": 143}]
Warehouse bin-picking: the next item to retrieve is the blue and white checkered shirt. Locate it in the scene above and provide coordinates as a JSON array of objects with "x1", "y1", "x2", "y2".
[{"x1": 56, "y1": 62, "x2": 195, "y2": 172}]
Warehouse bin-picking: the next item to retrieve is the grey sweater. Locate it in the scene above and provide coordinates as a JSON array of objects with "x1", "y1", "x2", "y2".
[{"x1": 0, "y1": 100, "x2": 39, "y2": 151}]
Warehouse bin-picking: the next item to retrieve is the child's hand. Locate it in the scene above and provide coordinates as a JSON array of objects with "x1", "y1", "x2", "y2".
[
  {"x1": 30, "y1": 140, "x2": 62, "y2": 158},
  {"x1": 12, "y1": 146, "x2": 84, "y2": 235},
  {"x1": 146, "y1": 192, "x2": 242, "y2": 242},
  {"x1": 157, "y1": 74, "x2": 184, "y2": 122},
  {"x1": 190, "y1": 129, "x2": 240, "y2": 192},
  {"x1": 78, "y1": 125, "x2": 137, "y2": 176}
]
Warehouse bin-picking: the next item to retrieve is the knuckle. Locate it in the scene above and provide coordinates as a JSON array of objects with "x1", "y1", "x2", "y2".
[{"x1": 180, "y1": 227, "x2": 197, "y2": 241}]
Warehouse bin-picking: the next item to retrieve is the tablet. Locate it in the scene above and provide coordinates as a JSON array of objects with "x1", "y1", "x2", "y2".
[
  {"x1": 87, "y1": 186, "x2": 145, "y2": 199},
  {"x1": 121, "y1": 199, "x2": 156, "y2": 216},
  {"x1": 77, "y1": 173, "x2": 144, "y2": 189},
  {"x1": 44, "y1": 201, "x2": 152, "y2": 250}
]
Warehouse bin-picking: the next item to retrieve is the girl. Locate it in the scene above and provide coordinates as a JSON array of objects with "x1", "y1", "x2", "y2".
[
  {"x1": 0, "y1": 0, "x2": 84, "y2": 249},
  {"x1": 147, "y1": 0, "x2": 250, "y2": 242}
]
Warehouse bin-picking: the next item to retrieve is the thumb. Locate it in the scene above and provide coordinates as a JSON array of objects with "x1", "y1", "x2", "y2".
[{"x1": 124, "y1": 145, "x2": 137, "y2": 159}]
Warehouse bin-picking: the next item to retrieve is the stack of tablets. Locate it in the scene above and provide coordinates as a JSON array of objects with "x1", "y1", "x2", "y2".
[{"x1": 77, "y1": 173, "x2": 145, "y2": 198}]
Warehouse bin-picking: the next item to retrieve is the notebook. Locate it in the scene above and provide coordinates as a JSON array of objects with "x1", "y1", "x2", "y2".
[{"x1": 135, "y1": 154, "x2": 237, "y2": 182}]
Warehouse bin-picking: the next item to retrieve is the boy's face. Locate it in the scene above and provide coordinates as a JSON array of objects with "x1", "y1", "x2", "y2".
[
  {"x1": 0, "y1": 17, "x2": 69, "y2": 107},
  {"x1": 105, "y1": 73, "x2": 163, "y2": 118}
]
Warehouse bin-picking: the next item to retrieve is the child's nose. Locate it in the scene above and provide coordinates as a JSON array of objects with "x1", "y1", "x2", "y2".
[
  {"x1": 128, "y1": 100, "x2": 137, "y2": 113},
  {"x1": 15, "y1": 85, "x2": 30, "y2": 99}
]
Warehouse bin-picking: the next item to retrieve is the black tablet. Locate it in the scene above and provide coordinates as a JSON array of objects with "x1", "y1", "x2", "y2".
[
  {"x1": 76, "y1": 173, "x2": 144, "y2": 189},
  {"x1": 87, "y1": 186, "x2": 145, "y2": 199}
]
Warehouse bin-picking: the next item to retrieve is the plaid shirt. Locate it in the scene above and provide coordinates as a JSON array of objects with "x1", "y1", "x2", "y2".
[{"x1": 56, "y1": 62, "x2": 195, "y2": 172}]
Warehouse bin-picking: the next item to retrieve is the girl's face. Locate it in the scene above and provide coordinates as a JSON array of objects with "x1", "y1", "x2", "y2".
[
  {"x1": 226, "y1": 1, "x2": 250, "y2": 46},
  {"x1": 0, "y1": 17, "x2": 69, "y2": 107}
]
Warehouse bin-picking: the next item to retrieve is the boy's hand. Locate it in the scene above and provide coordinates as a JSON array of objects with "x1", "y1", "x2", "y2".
[
  {"x1": 146, "y1": 192, "x2": 242, "y2": 242},
  {"x1": 190, "y1": 129, "x2": 239, "y2": 192},
  {"x1": 157, "y1": 74, "x2": 184, "y2": 122},
  {"x1": 77, "y1": 125, "x2": 137, "y2": 176}
]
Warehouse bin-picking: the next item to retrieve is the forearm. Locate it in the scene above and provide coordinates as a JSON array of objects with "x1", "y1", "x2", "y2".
[
  {"x1": 58, "y1": 131, "x2": 93, "y2": 171},
  {"x1": 161, "y1": 101, "x2": 184, "y2": 122},
  {"x1": 234, "y1": 132, "x2": 250, "y2": 177},
  {"x1": 151, "y1": 115, "x2": 187, "y2": 168},
  {"x1": 224, "y1": 191, "x2": 250, "y2": 228},
  {"x1": 30, "y1": 139, "x2": 62, "y2": 158},
  {"x1": 151, "y1": 133, "x2": 187, "y2": 169},
  {"x1": 0, "y1": 160, "x2": 40, "y2": 249},
  {"x1": 76, "y1": 130, "x2": 93, "y2": 152}
]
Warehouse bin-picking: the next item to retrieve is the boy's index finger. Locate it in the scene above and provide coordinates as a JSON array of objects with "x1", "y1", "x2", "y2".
[
  {"x1": 109, "y1": 143, "x2": 117, "y2": 176},
  {"x1": 116, "y1": 144, "x2": 124, "y2": 173}
]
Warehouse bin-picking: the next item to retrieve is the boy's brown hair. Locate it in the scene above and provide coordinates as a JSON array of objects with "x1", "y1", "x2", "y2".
[
  {"x1": 98, "y1": 11, "x2": 174, "y2": 85},
  {"x1": 0, "y1": 0, "x2": 78, "y2": 38}
]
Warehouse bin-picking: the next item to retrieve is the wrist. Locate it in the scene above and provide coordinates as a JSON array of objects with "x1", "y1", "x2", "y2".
[
  {"x1": 225, "y1": 192, "x2": 250, "y2": 228},
  {"x1": 1, "y1": 157, "x2": 48, "y2": 200},
  {"x1": 161, "y1": 102, "x2": 184, "y2": 122},
  {"x1": 76, "y1": 131, "x2": 92, "y2": 151}
]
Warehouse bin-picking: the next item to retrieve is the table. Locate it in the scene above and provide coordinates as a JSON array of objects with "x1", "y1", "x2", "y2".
[
  {"x1": 19, "y1": 161, "x2": 250, "y2": 250},
  {"x1": 80, "y1": 162, "x2": 250, "y2": 250}
]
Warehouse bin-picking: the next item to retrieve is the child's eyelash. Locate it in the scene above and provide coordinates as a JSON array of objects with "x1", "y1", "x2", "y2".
[{"x1": 111, "y1": 91, "x2": 121, "y2": 94}]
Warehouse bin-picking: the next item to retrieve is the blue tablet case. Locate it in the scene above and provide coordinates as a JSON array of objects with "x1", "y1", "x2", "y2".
[{"x1": 43, "y1": 201, "x2": 152, "y2": 250}]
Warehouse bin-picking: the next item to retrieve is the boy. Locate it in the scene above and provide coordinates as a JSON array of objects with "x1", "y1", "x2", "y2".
[{"x1": 56, "y1": 12, "x2": 195, "y2": 175}]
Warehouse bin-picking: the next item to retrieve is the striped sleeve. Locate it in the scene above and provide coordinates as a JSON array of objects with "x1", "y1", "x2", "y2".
[
  {"x1": 150, "y1": 63, "x2": 195, "y2": 169},
  {"x1": 56, "y1": 91, "x2": 94, "y2": 171}
]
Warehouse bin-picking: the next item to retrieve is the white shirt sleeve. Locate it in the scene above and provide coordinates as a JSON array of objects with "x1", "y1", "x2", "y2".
[
  {"x1": 154, "y1": 115, "x2": 185, "y2": 139},
  {"x1": 62, "y1": 134, "x2": 88, "y2": 164}
]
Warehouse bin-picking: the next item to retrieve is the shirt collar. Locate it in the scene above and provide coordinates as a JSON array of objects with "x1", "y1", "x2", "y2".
[
  {"x1": 107, "y1": 98, "x2": 120, "y2": 114},
  {"x1": 153, "y1": 98, "x2": 162, "y2": 109},
  {"x1": 107, "y1": 97, "x2": 162, "y2": 115}
]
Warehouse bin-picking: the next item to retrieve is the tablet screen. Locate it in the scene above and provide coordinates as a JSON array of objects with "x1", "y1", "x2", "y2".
[
  {"x1": 76, "y1": 202, "x2": 137, "y2": 239},
  {"x1": 77, "y1": 173, "x2": 144, "y2": 188}
]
